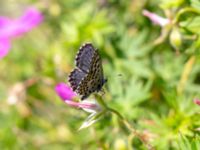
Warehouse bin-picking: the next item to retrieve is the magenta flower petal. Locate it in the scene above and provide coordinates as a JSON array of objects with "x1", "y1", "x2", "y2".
[
  {"x1": 0, "y1": 38, "x2": 11, "y2": 58},
  {"x1": 194, "y1": 99, "x2": 200, "y2": 106},
  {"x1": 0, "y1": 7, "x2": 43, "y2": 58},
  {"x1": 55, "y1": 83, "x2": 101, "y2": 112},
  {"x1": 0, "y1": 17, "x2": 12, "y2": 27},
  {"x1": 143, "y1": 10, "x2": 169, "y2": 27},
  {"x1": 55, "y1": 83, "x2": 76, "y2": 101},
  {"x1": 0, "y1": 8, "x2": 43, "y2": 39},
  {"x1": 14, "y1": 7, "x2": 43, "y2": 36},
  {"x1": 0, "y1": 17, "x2": 13, "y2": 39}
]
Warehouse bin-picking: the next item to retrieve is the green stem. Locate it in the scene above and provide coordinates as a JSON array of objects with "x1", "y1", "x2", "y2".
[
  {"x1": 95, "y1": 94, "x2": 109, "y2": 109},
  {"x1": 95, "y1": 94, "x2": 154, "y2": 149},
  {"x1": 108, "y1": 105, "x2": 154, "y2": 149},
  {"x1": 174, "y1": 7, "x2": 200, "y2": 24},
  {"x1": 107, "y1": 107, "x2": 124, "y2": 119},
  {"x1": 95, "y1": 94, "x2": 136, "y2": 132}
]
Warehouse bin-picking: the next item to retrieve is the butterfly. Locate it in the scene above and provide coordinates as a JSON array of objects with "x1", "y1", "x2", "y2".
[{"x1": 68, "y1": 43, "x2": 107, "y2": 100}]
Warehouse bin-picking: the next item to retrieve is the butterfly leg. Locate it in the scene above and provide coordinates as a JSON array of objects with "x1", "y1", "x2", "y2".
[{"x1": 81, "y1": 94, "x2": 89, "y2": 100}]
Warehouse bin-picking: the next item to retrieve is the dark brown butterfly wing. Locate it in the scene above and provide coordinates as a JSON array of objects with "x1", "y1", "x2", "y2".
[
  {"x1": 69, "y1": 43, "x2": 106, "y2": 100},
  {"x1": 68, "y1": 43, "x2": 95, "y2": 91},
  {"x1": 76, "y1": 50, "x2": 106, "y2": 100},
  {"x1": 68, "y1": 68, "x2": 86, "y2": 91},
  {"x1": 75, "y1": 43, "x2": 95, "y2": 73}
]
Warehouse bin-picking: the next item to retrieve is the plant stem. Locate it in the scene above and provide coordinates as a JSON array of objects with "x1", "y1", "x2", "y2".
[
  {"x1": 108, "y1": 107, "x2": 154, "y2": 150},
  {"x1": 95, "y1": 94, "x2": 154, "y2": 150},
  {"x1": 174, "y1": 7, "x2": 200, "y2": 24}
]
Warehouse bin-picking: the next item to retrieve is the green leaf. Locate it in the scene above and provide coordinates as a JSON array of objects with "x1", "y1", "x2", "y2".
[
  {"x1": 190, "y1": 0, "x2": 200, "y2": 10},
  {"x1": 180, "y1": 17, "x2": 200, "y2": 33}
]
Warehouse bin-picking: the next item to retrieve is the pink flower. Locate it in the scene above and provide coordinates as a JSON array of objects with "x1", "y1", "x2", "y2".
[
  {"x1": 0, "y1": 7, "x2": 43, "y2": 58},
  {"x1": 194, "y1": 98, "x2": 200, "y2": 106},
  {"x1": 143, "y1": 10, "x2": 169, "y2": 27},
  {"x1": 0, "y1": 39, "x2": 10, "y2": 57},
  {"x1": 55, "y1": 83, "x2": 76, "y2": 101},
  {"x1": 55, "y1": 82, "x2": 103, "y2": 130},
  {"x1": 55, "y1": 83, "x2": 101, "y2": 112}
]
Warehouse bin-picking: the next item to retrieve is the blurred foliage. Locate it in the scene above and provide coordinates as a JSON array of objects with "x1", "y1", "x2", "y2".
[{"x1": 0, "y1": 0, "x2": 200, "y2": 149}]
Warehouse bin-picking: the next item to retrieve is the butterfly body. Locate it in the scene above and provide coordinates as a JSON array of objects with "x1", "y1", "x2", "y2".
[{"x1": 68, "y1": 43, "x2": 106, "y2": 100}]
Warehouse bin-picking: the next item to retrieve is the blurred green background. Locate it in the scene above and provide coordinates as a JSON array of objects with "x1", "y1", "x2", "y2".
[{"x1": 0, "y1": 0, "x2": 200, "y2": 149}]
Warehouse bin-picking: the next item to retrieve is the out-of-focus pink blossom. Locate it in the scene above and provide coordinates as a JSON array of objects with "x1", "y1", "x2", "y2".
[
  {"x1": 0, "y1": 7, "x2": 43, "y2": 58},
  {"x1": 0, "y1": 38, "x2": 10, "y2": 57},
  {"x1": 194, "y1": 98, "x2": 200, "y2": 106},
  {"x1": 55, "y1": 83, "x2": 101, "y2": 112},
  {"x1": 143, "y1": 10, "x2": 170, "y2": 27}
]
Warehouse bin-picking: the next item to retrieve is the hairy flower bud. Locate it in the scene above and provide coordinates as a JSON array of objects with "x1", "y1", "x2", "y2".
[{"x1": 170, "y1": 27, "x2": 182, "y2": 50}]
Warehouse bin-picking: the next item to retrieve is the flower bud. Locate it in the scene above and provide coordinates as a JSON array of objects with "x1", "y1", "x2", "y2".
[
  {"x1": 114, "y1": 138, "x2": 127, "y2": 150},
  {"x1": 169, "y1": 27, "x2": 182, "y2": 50},
  {"x1": 194, "y1": 98, "x2": 200, "y2": 106}
]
